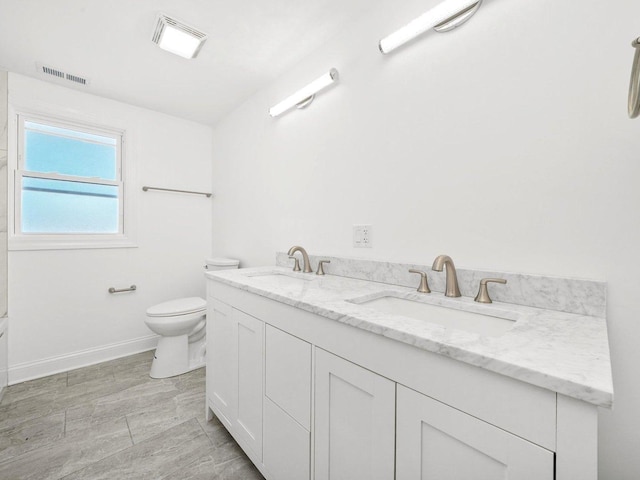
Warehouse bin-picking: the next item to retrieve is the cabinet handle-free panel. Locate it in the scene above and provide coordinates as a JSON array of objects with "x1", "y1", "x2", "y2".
[
  {"x1": 265, "y1": 325, "x2": 312, "y2": 430},
  {"x1": 234, "y1": 309, "x2": 264, "y2": 460},
  {"x1": 396, "y1": 385, "x2": 554, "y2": 480},
  {"x1": 208, "y1": 299, "x2": 236, "y2": 428},
  {"x1": 263, "y1": 397, "x2": 310, "y2": 480},
  {"x1": 314, "y1": 348, "x2": 395, "y2": 480}
]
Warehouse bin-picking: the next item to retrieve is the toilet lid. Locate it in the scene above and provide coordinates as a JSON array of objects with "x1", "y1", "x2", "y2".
[
  {"x1": 206, "y1": 257, "x2": 240, "y2": 267},
  {"x1": 146, "y1": 297, "x2": 206, "y2": 317}
]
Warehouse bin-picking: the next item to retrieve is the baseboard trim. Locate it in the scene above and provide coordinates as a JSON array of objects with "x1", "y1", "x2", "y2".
[{"x1": 8, "y1": 334, "x2": 159, "y2": 385}]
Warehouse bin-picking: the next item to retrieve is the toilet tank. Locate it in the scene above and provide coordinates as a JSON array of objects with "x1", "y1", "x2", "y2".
[{"x1": 206, "y1": 257, "x2": 240, "y2": 271}]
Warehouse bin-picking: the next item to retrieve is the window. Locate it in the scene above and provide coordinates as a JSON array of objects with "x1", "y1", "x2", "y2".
[{"x1": 11, "y1": 113, "x2": 134, "y2": 249}]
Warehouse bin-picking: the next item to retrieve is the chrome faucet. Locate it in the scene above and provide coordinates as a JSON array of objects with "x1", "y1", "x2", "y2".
[
  {"x1": 432, "y1": 255, "x2": 461, "y2": 297},
  {"x1": 287, "y1": 245, "x2": 312, "y2": 273}
]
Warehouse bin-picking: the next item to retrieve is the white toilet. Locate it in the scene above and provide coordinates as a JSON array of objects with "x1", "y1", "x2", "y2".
[{"x1": 145, "y1": 257, "x2": 240, "y2": 378}]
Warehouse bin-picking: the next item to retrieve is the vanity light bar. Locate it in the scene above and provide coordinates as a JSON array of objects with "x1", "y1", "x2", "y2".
[
  {"x1": 269, "y1": 69, "x2": 339, "y2": 117},
  {"x1": 379, "y1": 0, "x2": 482, "y2": 54}
]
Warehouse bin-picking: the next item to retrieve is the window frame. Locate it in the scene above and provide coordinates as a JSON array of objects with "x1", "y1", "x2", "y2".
[{"x1": 9, "y1": 110, "x2": 137, "y2": 250}]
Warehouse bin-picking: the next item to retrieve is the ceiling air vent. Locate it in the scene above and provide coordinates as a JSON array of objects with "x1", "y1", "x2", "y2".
[{"x1": 37, "y1": 63, "x2": 90, "y2": 86}]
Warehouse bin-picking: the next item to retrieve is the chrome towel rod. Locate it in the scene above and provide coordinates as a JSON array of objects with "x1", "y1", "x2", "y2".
[
  {"x1": 109, "y1": 285, "x2": 137, "y2": 294},
  {"x1": 142, "y1": 186, "x2": 212, "y2": 198}
]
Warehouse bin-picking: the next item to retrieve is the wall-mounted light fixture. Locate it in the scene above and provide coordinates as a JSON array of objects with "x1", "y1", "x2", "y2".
[
  {"x1": 152, "y1": 13, "x2": 208, "y2": 59},
  {"x1": 269, "y1": 69, "x2": 339, "y2": 117},
  {"x1": 379, "y1": 0, "x2": 482, "y2": 54}
]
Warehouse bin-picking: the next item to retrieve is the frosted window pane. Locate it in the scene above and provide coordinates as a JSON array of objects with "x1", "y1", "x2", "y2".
[
  {"x1": 22, "y1": 177, "x2": 118, "y2": 233},
  {"x1": 24, "y1": 122, "x2": 117, "y2": 180}
]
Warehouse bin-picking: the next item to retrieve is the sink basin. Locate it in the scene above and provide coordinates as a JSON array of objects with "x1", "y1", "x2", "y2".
[
  {"x1": 246, "y1": 271, "x2": 316, "y2": 285},
  {"x1": 352, "y1": 294, "x2": 518, "y2": 337}
]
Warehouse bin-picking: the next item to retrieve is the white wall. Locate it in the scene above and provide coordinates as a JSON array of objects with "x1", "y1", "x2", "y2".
[
  {"x1": 0, "y1": 70, "x2": 7, "y2": 317},
  {"x1": 8, "y1": 74, "x2": 212, "y2": 381},
  {"x1": 210, "y1": 0, "x2": 640, "y2": 478}
]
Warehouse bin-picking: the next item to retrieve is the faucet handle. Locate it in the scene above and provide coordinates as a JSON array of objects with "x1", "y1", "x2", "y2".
[
  {"x1": 409, "y1": 269, "x2": 431, "y2": 293},
  {"x1": 474, "y1": 278, "x2": 507, "y2": 303},
  {"x1": 316, "y1": 260, "x2": 331, "y2": 276},
  {"x1": 289, "y1": 255, "x2": 301, "y2": 272}
]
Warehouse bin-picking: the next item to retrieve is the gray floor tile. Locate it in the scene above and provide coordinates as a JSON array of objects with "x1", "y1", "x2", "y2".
[
  {"x1": 170, "y1": 367, "x2": 205, "y2": 392},
  {"x1": 0, "y1": 416, "x2": 132, "y2": 480},
  {"x1": 60, "y1": 418, "x2": 211, "y2": 480},
  {"x1": 0, "y1": 390, "x2": 61, "y2": 431},
  {"x1": 0, "y1": 351, "x2": 264, "y2": 480},
  {"x1": 213, "y1": 455, "x2": 265, "y2": 480},
  {"x1": 111, "y1": 351, "x2": 155, "y2": 379},
  {"x1": 197, "y1": 417, "x2": 245, "y2": 465},
  {"x1": 0, "y1": 373, "x2": 67, "y2": 406},
  {"x1": 0, "y1": 411, "x2": 65, "y2": 464},
  {"x1": 67, "y1": 363, "x2": 115, "y2": 387},
  {"x1": 160, "y1": 452, "x2": 219, "y2": 480},
  {"x1": 161, "y1": 449, "x2": 265, "y2": 480},
  {"x1": 65, "y1": 378, "x2": 177, "y2": 431},
  {"x1": 126, "y1": 387, "x2": 205, "y2": 444}
]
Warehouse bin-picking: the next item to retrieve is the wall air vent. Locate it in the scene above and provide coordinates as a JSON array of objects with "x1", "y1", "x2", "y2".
[
  {"x1": 37, "y1": 63, "x2": 90, "y2": 86},
  {"x1": 41, "y1": 65, "x2": 64, "y2": 79},
  {"x1": 66, "y1": 73, "x2": 87, "y2": 85}
]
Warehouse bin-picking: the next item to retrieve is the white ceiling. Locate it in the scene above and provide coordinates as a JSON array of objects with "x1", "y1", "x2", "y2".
[{"x1": 0, "y1": 0, "x2": 374, "y2": 125}]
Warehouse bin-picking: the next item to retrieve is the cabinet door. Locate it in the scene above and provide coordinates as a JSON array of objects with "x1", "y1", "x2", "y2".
[
  {"x1": 207, "y1": 301, "x2": 264, "y2": 460},
  {"x1": 0, "y1": 324, "x2": 7, "y2": 398},
  {"x1": 314, "y1": 348, "x2": 395, "y2": 480},
  {"x1": 234, "y1": 309, "x2": 264, "y2": 459},
  {"x1": 208, "y1": 299, "x2": 236, "y2": 428},
  {"x1": 396, "y1": 385, "x2": 554, "y2": 480},
  {"x1": 264, "y1": 397, "x2": 310, "y2": 480},
  {"x1": 264, "y1": 326, "x2": 312, "y2": 480},
  {"x1": 265, "y1": 325, "x2": 311, "y2": 429}
]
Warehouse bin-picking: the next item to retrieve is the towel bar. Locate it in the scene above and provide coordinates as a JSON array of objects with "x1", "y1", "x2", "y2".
[
  {"x1": 109, "y1": 285, "x2": 137, "y2": 294},
  {"x1": 142, "y1": 186, "x2": 212, "y2": 198}
]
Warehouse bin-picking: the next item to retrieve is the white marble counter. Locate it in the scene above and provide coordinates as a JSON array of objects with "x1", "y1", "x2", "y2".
[{"x1": 206, "y1": 266, "x2": 613, "y2": 408}]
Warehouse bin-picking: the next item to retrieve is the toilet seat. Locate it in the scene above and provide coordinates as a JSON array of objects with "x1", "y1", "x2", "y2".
[{"x1": 146, "y1": 297, "x2": 206, "y2": 317}]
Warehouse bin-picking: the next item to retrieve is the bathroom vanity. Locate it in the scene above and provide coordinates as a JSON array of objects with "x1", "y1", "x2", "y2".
[
  {"x1": 205, "y1": 254, "x2": 612, "y2": 480},
  {"x1": 0, "y1": 318, "x2": 6, "y2": 401}
]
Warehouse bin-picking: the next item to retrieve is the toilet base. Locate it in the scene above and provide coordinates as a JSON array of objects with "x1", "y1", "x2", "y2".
[{"x1": 150, "y1": 334, "x2": 206, "y2": 379}]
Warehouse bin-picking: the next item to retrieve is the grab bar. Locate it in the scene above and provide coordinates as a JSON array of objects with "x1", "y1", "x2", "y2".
[
  {"x1": 142, "y1": 186, "x2": 212, "y2": 198},
  {"x1": 108, "y1": 285, "x2": 137, "y2": 294},
  {"x1": 629, "y1": 37, "x2": 640, "y2": 118}
]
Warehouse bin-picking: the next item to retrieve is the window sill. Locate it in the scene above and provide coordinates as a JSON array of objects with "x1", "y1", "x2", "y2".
[{"x1": 9, "y1": 235, "x2": 138, "y2": 251}]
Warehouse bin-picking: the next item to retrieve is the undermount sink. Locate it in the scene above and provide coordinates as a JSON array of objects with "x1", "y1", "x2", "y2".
[
  {"x1": 351, "y1": 294, "x2": 518, "y2": 337},
  {"x1": 246, "y1": 271, "x2": 316, "y2": 284}
]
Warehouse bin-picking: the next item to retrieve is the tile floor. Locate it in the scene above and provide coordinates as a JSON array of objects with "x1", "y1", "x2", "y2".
[{"x1": 0, "y1": 351, "x2": 265, "y2": 480}]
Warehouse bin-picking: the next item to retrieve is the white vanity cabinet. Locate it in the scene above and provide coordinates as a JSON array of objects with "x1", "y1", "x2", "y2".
[
  {"x1": 207, "y1": 299, "x2": 264, "y2": 460},
  {"x1": 314, "y1": 348, "x2": 396, "y2": 480},
  {"x1": 396, "y1": 385, "x2": 554, "y2": 480},
  {"x1": 0, "y1": 319, "x2": 7, "y2": 401},
  {"x1": 263, "y1": 325, "x2": 312, "y2": 480},
  {"x1": 206, "y1": 279, "x2": 599, "y2": 480}
]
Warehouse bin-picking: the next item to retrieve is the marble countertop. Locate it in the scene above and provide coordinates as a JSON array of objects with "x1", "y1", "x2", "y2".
[{"x1": 206, "y1": 266, "x2": 613, "y2": 408}]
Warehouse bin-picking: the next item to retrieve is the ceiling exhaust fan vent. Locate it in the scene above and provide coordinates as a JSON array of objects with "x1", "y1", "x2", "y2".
[
  {"x1": 151, "y1": 13, "x2": 208, "y2": 59},
  {"x1": 152, "y1": 14, "x2": 207, "y2": 43},
  {"x1": 37, "y1": 63, "x2": 90, "y2": 86}
]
